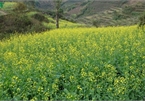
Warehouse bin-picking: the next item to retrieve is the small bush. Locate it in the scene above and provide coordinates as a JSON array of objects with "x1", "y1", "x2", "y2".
[
  {"x1": 13, "y1": 2, "x2": 27, "y2": 12},
  {"x1": 0, "y1": 14, "x2": 32, "y2": 33},
  {"x1": 138, "y1": 13, "x2": 145, "y2": 29},
  {"x1": 92, "y1": 20, "x2": 100, "y2": 28},
  {"x1": 0, "y1": 12, "x2": 49, "y2": 40},
  {"x1": 122, "y1": 5, "x2": 134, "y2": 14},
  {"x1": 32, "y1": 13, "x2": 49, "y2": 22}
]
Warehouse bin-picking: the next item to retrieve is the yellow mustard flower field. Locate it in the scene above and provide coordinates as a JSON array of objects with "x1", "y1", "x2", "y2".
[{"x1": 0, "y1": 26, "x2": 145, "y2": 100}]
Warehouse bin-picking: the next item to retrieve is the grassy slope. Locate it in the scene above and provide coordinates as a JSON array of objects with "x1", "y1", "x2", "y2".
[
  {"x1": 1, "y1": 2, "x2": 17, "y2": 11},
  {"x1": 0, "y1": 26, "x2": 145, "y2": 100},
  {"x1": 9, "y1": 0, "x2": 145, "y2": 26},
  {"x1": 0, "y1": 2, "x2": 16, "y2": 15},
  {"x1": 0, "y1": 2, "x2": 84, "y2": 40},
  {"x1": 1, "y1": 2, "x2": 83, "y2": 29},
  {"x1": 26, "y1": 11, "x2": 83, "y2": 29}
]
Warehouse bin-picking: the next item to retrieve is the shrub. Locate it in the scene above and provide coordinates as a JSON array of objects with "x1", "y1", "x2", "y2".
[
  {"x1": 0, "y1": 14, "x2": 32, "y2": 33},
  {"x1": 13, "y1": 2, "x2": 27, "y2": 12},
  {"x1": 32, "y1": 13, "x2": 49, "y2": 22},
  {"x1": 92, "y1": 20, "x2": 100, "y2": 27},
  {"x1": 0, "y1": 12, "x2": 49, "y2": 40},
  {"x1": 138, "y1": 13, "x2": 145, "y2": 29},
  {"x1": 122, "y1": 5, "x2": 134, "y2": 14}
]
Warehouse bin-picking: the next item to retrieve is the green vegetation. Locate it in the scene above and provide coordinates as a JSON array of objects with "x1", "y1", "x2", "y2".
[
  {"x1": 1, "y1": 1, "x2": 145, "y2": 100},
  {"x1": 0, "y1": 2, "x2": 83, "y2": 40},
  {"x1": 138, "y1": 13, "x2": 145, "y2": 29},
  {"x1": 54, "y1": 0, "x2": 63, "y2": 28},
  {"x1": 1, "y1": 2, "x2": 17, "y2": 11},
  {"x1": 61, "y1": 0, "x2": 145, "y2": 27},
  {"x1": 0, "y1": 26, "x2": 145, "y2": 100},
  {"x1": 13, "y1": 2, "x2": 27, "y2": 12},
  {"x1": 0, "y1": 12, "x2": 48, "y2": 40}
]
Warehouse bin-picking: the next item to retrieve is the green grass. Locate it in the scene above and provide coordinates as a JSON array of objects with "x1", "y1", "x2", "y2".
[
  {"x1": 1, "y1": 2, "x2": 17, "y2": 11},
  {"x1": 26, "y1": 11, "x2": 38, "y2": 17},
  {"x1": 0, "y1": 26, "x2": 145, "y2": 100},
  {"x1": 25, "y1": 10, "x2": 84, "y2": 29},
  {"x1": 0, "y1": 1, "x2": 85, "y2": 42},
  {"x1": 42, "y1": 16, "x2": 85, "y2": 29}
]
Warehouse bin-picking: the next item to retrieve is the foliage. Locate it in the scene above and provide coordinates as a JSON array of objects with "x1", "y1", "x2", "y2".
[
  {"x1": 92, "y1": 20, "x2": 100, "y2": 28},
  {"x1": 32, "y1": 13, "x2": 49, "y2": 22},
  {"x1": 13, "y1": 2, "x2": 27, "y2": 12},
  {"x1": 1, "y1": 2, "x2": 17, "y2": 11},
  {"x1": 0, "y1": 26, "x2": 145, "y2": 100},
  {"x1": 0, "y1": 9, "x2": 83, "y2": 40},
  {"x1": 122, "y1": 5, "x2": 134, "y2": 15},
  {"x1": 0, "y1": 14, "x2": 32, "y2": 33},
  {"x1": 138, "y1": 13, "x2": 145, "y2": 29},
  {"x1": 112, "y1": 11, "x2": 128, "y2": 20},
  {"x1": 0, "y1": 13, "x2": 49, "y2": 33}
]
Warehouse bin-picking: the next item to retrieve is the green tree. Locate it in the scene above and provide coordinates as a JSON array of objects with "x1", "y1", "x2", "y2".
[{"x1": 54, "y1": 0, "x2": 62, "y2": 28}]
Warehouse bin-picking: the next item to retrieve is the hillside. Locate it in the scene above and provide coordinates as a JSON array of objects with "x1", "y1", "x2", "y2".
[
  {"x1": 1, "y1": 0, "x2": 145, "y2": 26},
  {"x1": 34, "y1": 0, "x2": 145, "y2": 26},
  {"x1": 63, "y1": 0, "x2": 145, "y2": 26},
  {"x1": 0, "y1": 2, "x2": 83, "y2": 40}
]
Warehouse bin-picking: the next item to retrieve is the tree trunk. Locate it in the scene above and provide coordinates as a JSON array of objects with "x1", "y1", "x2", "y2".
[
  {"x1": 56, "y1": 11, "x2": 59, "y2": 28},
  {"x1": 54, "y1": 0, "x2": 62, "y2": 29}
]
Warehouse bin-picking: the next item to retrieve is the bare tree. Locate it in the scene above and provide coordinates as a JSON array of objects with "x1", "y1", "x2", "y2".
[{"x1": 54, "y1": 0, "x2": 62, "y2": 28}]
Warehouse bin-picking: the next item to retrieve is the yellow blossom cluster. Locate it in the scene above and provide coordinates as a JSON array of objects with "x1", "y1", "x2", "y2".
[{"x1": 0, "y1": 26, "x2": 145, "y2": 100}]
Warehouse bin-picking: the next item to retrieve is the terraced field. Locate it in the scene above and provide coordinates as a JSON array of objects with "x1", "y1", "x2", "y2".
[{"x1": 77, "y1": 3, "x2": 145, "y2": 26}]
